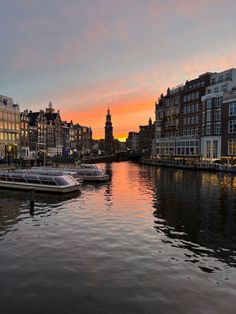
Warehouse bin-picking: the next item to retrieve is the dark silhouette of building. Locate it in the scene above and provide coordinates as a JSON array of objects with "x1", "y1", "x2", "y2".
[
  {"x1": 104, "y1": 107, "x2": 114, "y2": 154},
  {"x1": 139, "y1": 118, "x2": 155, "y2": 156}
]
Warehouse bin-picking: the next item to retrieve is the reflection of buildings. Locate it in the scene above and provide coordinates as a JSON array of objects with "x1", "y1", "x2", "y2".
[
  {"x1": 150, "y1": 166, "x2": 236, "y2": 266},
  {"x1": 0, "y1": 190, "x2": 80, "y2": 236},
  {"x1": 0, "y1": 95, "x2": 20, "y2": 160}
]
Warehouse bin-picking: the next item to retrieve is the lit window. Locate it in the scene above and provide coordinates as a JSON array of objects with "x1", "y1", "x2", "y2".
[{"x1": 228, "y1": 139, "x2": 236, "y2": 155}]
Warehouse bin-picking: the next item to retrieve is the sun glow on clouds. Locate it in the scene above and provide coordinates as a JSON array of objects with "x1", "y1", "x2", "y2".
[
  {"x1": 1, "y1": 0, "x2": 236, "y2": 140},
  {"x1": 56, "y1": 45, "x2": 236, "y2": 140}
]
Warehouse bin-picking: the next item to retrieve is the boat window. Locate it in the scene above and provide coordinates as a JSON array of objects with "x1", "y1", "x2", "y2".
[
  {"x1": 25, "y1": 176, "x2": 40, "y2": 184},
  {"x1": 54, "y1": 177, "x2": 68, "y2": 186},
  {"x1": 6, "y1": 176, "x2": 13, "y2": 181},
  {"x1": 40, "y1": 180, "x2": 57, "y2": 186},
  {"x1": 12, "y1": 176, "x2": 26, "y2": 183},
  {"x1": 38, "y1": 176, "x2": 57, "y2": 185}
]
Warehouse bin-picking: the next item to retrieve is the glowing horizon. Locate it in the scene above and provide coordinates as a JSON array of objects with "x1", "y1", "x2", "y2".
[{"x1": 1, "y1": 0, "x2": 236, "y2": 139}]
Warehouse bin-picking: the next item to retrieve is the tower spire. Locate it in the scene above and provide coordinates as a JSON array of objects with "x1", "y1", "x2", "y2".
[{"x1": 105, "y1": 107, "x2": 114, "y2": 154}]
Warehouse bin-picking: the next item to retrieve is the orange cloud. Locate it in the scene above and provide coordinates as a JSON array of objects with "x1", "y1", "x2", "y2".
[
  {"x1": 30, "y1": 43, "x2": 236, "y2": 141},
  {"x1": 62, "y1": 92, "x2": 155, "y2": 139}
]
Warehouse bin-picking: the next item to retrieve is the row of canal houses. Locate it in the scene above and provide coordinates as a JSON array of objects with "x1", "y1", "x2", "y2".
[
  {"x1": 154, "y1": 68, "x2": 236, "y2": 162},
  {"x1": 0, "y1": 96, "x2": 92, "y2": 161}
]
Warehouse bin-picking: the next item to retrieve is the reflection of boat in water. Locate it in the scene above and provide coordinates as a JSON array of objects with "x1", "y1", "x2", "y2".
[{"x1": 0, "y1": 172, "x2": 81, "y2": 193}]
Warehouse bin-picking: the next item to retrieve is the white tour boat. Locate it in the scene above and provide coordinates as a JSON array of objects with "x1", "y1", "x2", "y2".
[
  {"x1": 31, "y1": 164, "x2": 110, "y2": 182},
  {"x1": 17, "y1": 168, "x2": 82, "y2": 182},
  {"x1": 0, "y1": 172, "x2": 81, "y2": 193}
]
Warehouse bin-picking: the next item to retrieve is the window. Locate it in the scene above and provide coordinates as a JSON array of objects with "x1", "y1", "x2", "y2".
[
  {"x1": 206, "y1": 98, "x2": 212, "y2": 109},
  {"x1": 213, "y1": 140, "x2": 218, "y2": 159},
  {"x1": 214, "y1": 109, "x2": 221, "y2": 121},
  {"x1": 229, "y1": 102, "x2": 236, "y2": 116},
  {"x1": 226, "y1": 72, "x2": 232, "y2": 81},
  {"x1": 228, "y1": 120, "x2": 236, "y2": 133},
  {"x1": 228, "y1": 139, "x2": 236, "y2": 155},
  {"x1": 206, "y1": 140, "x2": 211, "y2": 158},
  {"x1": 222, "y1": 85, "x2": 227, "y2": 92},
  {"x1": 206, "y1": 124, "x2": 211, "y2": 135},
  {"x1": 214, "y1": 122, "x2": 221, "y2": 135},
  {"x1": 216, "y1": 97, "x2": 222, "y2": 108},
  {"x1": 206, "y1": 111, "x2": 211, "y2": 122},
  {"x1": 202, "y1": 112, "x2": 205, "y2": 123}
]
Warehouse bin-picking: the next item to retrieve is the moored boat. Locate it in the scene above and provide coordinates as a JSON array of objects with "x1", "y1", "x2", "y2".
[
  {"x1": 32, "y1": 164, "x2": 110, "y2": 182},
  {"x1": 75, "y1": 168, "x2": 110, "y2": 181},
  {"x1": 0, "y1": 172, "x2": 81, "y2": 193},
  {"x1": 17, "y1": 168, "x2": 82, "y2": 182}
]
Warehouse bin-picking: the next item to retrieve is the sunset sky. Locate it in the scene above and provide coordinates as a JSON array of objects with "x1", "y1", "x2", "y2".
[{"x1": 1, "y1": 0, "x2": 236, "y2": 140}]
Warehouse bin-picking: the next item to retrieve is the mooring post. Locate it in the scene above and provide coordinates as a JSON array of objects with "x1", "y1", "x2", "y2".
[{"x1": 29, "y1": 188, "x2": 35, "y2": 213}]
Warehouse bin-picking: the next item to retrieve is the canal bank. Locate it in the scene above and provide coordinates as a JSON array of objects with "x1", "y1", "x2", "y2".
[{"x1": 141, "y1": 158, "x2": 236, "y2": 174}]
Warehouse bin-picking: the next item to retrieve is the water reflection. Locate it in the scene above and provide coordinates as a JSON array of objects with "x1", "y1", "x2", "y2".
[
  {"x1": 146, "y1": 166, "x2": 236, "y2": 269},
  {"x1": 1, "y1": 162, "x2": 236, "y2": 314},
  {"x1": 0, "y1": 189, "x2": 81, "y2": 237}
]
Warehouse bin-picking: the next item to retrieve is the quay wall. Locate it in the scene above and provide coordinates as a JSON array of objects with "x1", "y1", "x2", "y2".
[{"x1": 141, "y1": 159, "x2": 236, "y2": 174}]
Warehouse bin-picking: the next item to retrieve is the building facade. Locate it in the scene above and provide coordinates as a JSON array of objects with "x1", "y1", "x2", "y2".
[
  {"x1": 139, "y1": 118, "x2": 155, "y2": 156},
  {"x1": 200, "y1": 69, "x2": 236, "y2": 161},
  {"x1": 221, "y1": 90, "x2": 236, "y2": 161},
  {"x1": 0, "y1": 95, "x2": 20, "y2": 161},
  {"x1": 126, "y1": 132, "x2": 139, "y2": 152},
  {"x1": 155, "y1": 68, "x2": 236, "y2": 162},
  {"x1": 20, "y1": 111, "x2": 30, "y2": 159}
]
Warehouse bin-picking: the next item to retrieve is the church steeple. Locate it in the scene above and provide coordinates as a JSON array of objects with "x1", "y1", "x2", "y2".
[{"x1": 105, "y1": 107, "x2": 114, "y2": 154}]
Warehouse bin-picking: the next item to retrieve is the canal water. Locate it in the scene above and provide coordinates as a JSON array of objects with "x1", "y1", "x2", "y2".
[{"x1": 0, "y1": 162, "x2": 235, "y2": 314}]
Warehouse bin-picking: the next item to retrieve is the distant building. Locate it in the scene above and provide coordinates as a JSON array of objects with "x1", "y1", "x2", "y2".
[
  {"x1": 104, "y1": 107, "x2": 114, "y2": 154},
  {"x1": 20, "y1": 110, "x2": 30, "y2": 159},
  {"x1": 0, "y1": 95, "x2": 20, "y2": 161},
  {"x1": 126, "y1": 132, "x2": 139, "y2": 152},
  {"x1": 27, "y1": 102, "x2": 62, "y2": 158},
  {"x1": 139, "y1": 118, "x2": 155, "y2": 156},
  {"x1": 74, "y1": 124, "x2": 92, "y2": 155}
]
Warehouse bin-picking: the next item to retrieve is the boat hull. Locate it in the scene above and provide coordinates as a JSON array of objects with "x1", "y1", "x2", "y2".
[
  {"x1": 0, "y1": 181, "x2": 81, "y2": 194},
  {"x1": 77, "y1": 174, "x2": 110, "y2": 181}
]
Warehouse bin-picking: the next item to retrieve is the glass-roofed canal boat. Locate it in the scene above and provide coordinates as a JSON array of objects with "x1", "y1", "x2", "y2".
[{"x1": 0, "y1": 172, "x2": 81, "y2": 193}]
